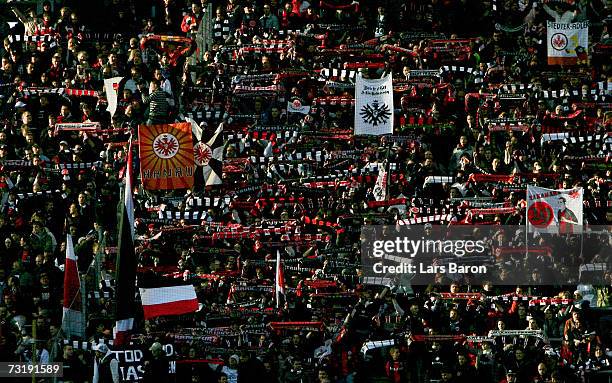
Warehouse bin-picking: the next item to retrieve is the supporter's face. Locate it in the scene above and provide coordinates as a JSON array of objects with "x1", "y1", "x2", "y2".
[
  {"x1": 389, "y1": 348, "x2": 400, "y2": 360},
  {"x1": 318, "y1": 370, "x2": 328, "y2": 380},
  {"x1": 538, "y1": 364, "x2": 546, "y2": 376},
  {"x1": 22, "y1": 112, "x2": 33, "y2": 125},
  {"x1": 545, "y1": 310, "x2": 552, "y2": 319},
  {"x1": 497, "y1": 320, "x2": 505, "y2": 330},
  {"x1": 458, "y1": 355, "x2": 467, "y2": 365},
  {"x1": 515, "y1": 350, "x2": 524, "y2": 360},
  {"x1": 528, "y1": 319, "x2": 538, "y2": 329}
]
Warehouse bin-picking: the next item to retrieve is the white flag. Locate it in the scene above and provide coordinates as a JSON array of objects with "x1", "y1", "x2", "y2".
[
  {"x1": 103, "y1": 77, "x2": 124, "y2": 117},
  {"x1": 287, "y1": 99, "x2": 310, "y2": 115},
  {"x1": 354, "y1": 73, "x2": 394, "y2": 135},
  {"x1": 547, "y1": 21, "x2": 589, "y2": 65},
  {"x1": 62, "y1": 234, "x2": 84, "y2": 338},
  {"x1": 527, "y1": 185, "x2": 583, "y2": 234},
  {"x1": 275, "y1": 250, "x2": 285, "y2": 308},
  {"x1": 372, "y1": 164, "x2": 387, "y2": 201}
]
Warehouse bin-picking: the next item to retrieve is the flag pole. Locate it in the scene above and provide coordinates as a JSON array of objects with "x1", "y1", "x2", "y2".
[{"x1": 525, "y1": 196, "x2": 529, "y2": 268}]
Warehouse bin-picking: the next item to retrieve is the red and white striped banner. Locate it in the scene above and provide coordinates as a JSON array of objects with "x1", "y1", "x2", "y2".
[{"x1": 139, "y1": 285, "x2": 199, "y2": 320}]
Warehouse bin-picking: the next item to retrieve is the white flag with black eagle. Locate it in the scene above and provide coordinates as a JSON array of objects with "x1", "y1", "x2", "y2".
[
  {"x1": 355, "y1": 73, "x2": 394, "y2": 135},
  {"x1": 193, "y1": 121, "x2": 224, "y2": 186}
]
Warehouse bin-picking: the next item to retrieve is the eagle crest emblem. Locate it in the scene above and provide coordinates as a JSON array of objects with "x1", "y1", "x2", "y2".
[{"x1": 360, "y1": 100, "x2": 391, "y2": 126}]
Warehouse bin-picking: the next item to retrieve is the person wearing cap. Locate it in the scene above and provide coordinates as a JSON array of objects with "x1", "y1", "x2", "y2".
[
  {"x1": 498, "y1": 369, "x2": 517, "y2": 383},
  {"x1": 58, "y1": 140, "x2": 72, "y2": 162},
  {"x1": 142, "y1": 342, "x2": 169, "y2": 383},
  {"x1": 92, "y1": 343, "x2": 120, "y2": 383}
]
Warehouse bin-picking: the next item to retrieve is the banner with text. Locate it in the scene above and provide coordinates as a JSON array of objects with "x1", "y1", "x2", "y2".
[
  {"x1": 547, "y1": 21, "x2": 589, "y2": 65},
  {"x1": 111, "y1": 344, "x2": 175, "y2": 381},
  {"x1": 355, "y1": 73, "x2": 394, "y2": 135},
  {"x1": 139, "y1": 122, "x2": 195, "y2": 190},
  {"x1": 527, "y1": 185, "x2": 583, "y2": 234}
]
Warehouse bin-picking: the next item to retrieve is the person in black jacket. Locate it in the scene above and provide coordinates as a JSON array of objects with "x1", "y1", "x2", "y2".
[
  {"x1": 142, "y1": 342, "x2": 170, "y2": 383},
  {"x1": 237, "y1": 350, "x2": 266, "y2": 383}
]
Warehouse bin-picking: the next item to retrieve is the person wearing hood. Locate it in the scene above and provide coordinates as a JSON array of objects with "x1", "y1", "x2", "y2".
[
  {"x1": 92, "y1": 343, "x2": 120, "y2": 383},
  {"x1": 221, "y1": 354, "x2": 239, "y2": 383}
]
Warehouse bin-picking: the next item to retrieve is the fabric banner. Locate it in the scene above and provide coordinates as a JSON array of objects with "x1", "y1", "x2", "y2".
[
  {"x1": 104, "y1": 77, "x2": 124, "y2": 117},
  {"x1": 62, "y1": 234, "x2": 84, "y2": 338},
  {"x1": 139, "y1": 285, "x2": 199, "y2": 320},
  {"x1": 547, "y1": 21, "x2": 589, "y2": 65},
  {"x1": 354, "y1": 73, "x2": 394, "y2": 135},
  {"x1": 195, "y1": 123, "x2": 223, "y2": 186},
  {"x1": 527, "y1": 185, "x2": 583, "y2": 234},
  {"x1": 138, "y1": 122, "x2": 195, "y2": 190},
  {"x1": 372, "y1": 163, "x2": 387, "y2": 201},
  {"x1": 287, "y1": 99, "x2": 311, "y2": 114},
  {"x1": 111, "y1": 344, "x2": 176, "y2": 381},
  {"x1": 114, "y1": 140, "x2": 136, "y2": 346}
]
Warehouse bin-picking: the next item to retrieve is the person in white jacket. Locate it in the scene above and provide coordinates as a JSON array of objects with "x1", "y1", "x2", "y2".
[
  {"x1": 92, "y1": 344, "x2": 120, "y2": 383},
  {"x1": 542, "y1": 2, "x2": 576, "y2": 23}
]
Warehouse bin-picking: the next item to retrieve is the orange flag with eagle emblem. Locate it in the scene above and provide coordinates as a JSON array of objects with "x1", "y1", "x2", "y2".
[{"x1": 138, "y1": 122, "x2": 195, "y2": 190}]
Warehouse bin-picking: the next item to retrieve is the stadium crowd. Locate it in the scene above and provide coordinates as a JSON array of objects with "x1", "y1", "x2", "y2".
[{"x1": 0, "y1": 0, "x2": 611, "y2": 382}]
